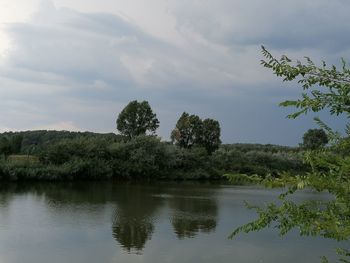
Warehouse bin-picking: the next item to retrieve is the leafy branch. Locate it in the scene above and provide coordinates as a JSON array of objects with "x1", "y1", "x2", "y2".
[
  {"x1": 261, "y1": 46, "x2": 350, "y2": 119},
  {"x1": 231, "y1": 47, "x2": 350, "y2": 262}
]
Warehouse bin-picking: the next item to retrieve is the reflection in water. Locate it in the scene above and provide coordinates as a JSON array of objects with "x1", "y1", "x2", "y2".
[
  {"x1": 0, "y1": 183, "x2": 17, "y2": 208},
  {"x1": 0, "y1": 182, "x2": 343, "y2": 263},
  {"x1": 0, "y1": 182, "x2": 118, "y2": 229},
  {"x1": 168, "y1": 186, "x2": 218, "y2": 239},
  {"x1": 113, "y1": 215, "x2": 154, "y2": 253},
  {"x1": 0, "y1": 182, "x2": 115, "y2": 205},
  {"x1": 111, "y1": 184, "x2": 163, "y2": 253},
  {"x1": 0, "y1": 183, "x2": 219, "y2": 245}
]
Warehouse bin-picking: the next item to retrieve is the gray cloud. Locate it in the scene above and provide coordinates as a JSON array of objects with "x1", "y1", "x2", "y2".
[
  {"x1": 172, "y1": 0, "x2": 350, "y2": 51},
  {"x1": 0, "y1": 0, "x2": 348, "y2": 144}
]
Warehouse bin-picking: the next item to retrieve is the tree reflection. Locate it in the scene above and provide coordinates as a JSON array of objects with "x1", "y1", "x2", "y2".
[
  {"x1": 112, "y1": 216, "x2": 154, "y2": 253},
  {"x1": 0, "y1": 183, "x2": 19, "y2": 210},
  {"x1": 169, "y1": 186, "x2": 218, "y2": 239},
  {"x1": 111, "y1": 184, "x2": 163, "y2": 253}
]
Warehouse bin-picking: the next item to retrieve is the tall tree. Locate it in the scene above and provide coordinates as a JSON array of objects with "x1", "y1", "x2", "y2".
[
  {"x1": 301, "y1": 129, "x2": 328, "y2": 150},
  {"x1": 171, "y1": 112, "x2": 203, "y2": 148},
  {"x1": 202, "y1": 118, "x2": 221, "y2": 154},
  {"x1": 171, "y1": 113, "x2": 221, "y2": 153},
  {"x1": 117, "y1": 100, "x2": 159, "y2": 139}
]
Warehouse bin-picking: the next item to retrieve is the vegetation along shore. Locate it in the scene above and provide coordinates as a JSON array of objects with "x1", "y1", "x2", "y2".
[{"x1": 0, "y1": 100, "x2": 312, "y2": 181}]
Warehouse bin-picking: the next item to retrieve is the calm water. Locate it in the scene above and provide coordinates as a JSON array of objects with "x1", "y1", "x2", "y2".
[{"x1": 0, "y1": 182, "x2": 346, "y2": 263}]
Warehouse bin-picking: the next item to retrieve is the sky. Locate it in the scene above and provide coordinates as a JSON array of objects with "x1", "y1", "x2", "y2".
[{"x1": 0, "y1": 0, "x2": 349, "y2": 145}]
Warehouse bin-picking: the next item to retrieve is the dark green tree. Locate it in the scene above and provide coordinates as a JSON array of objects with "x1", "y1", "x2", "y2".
[
  {"x1": 202, "y1": 118, "x2": 221, "y2": 154},
  {"x1": 0, "y1": 137, "x2": 11, "y2": 156},
  {"x1": 171, "y1": 113, "x2": 221, "y2": 154},
  {"x1": 301, "y1": 129, "x2": 328, "y2": 150},
  {"x1": 10, "y1": 134, "x2": 23, "y2": 154},
  {"x1": 116, "y1": 100, "x2": 159, "y2": 139},
  {"x1": 171, "y1": 112, "x2": 203, "y2": 148}
]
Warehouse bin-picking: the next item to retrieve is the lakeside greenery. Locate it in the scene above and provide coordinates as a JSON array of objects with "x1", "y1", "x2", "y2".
[
  {"x1": 0, "y1": 130, "x2": 307, "y2": 181},
  {"x1": 0, "y1": 98, "x2": 312, "y2": 181}
]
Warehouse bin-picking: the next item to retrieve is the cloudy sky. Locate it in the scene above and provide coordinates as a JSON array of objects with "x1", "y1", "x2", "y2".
[{"x1": 0, "y1": 0, "x2": 349, "y2": 145}]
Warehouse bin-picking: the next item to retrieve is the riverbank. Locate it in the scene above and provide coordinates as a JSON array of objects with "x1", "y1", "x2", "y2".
[{"x1": 0, "y1": 131, "x2": 307, "y2": 181}]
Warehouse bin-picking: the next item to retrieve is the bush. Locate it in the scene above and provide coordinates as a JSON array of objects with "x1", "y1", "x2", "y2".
[
  {"x1": 0, "y1": 133, "x2": 309, "y2": 181},
  {"x1": 109, "y1": 136, "x2": 174, "y2": 179}
]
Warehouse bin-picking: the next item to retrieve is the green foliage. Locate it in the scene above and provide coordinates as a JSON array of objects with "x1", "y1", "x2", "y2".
[
  {"x1": 231, "y1": 47, "x2": 350, "y2": 262},
  {"x1": 41, "y1": 137, "x2": 111, "y2": 165},
  {"x1": 171, "y1": 112, "x2": 221, "y2": 154},
  {"x1": 0, "y1": 132, "x2": 304, "y2": 181},
  {"x1": 170, "y1": 146, "x2": 218, "y2": 179},
  {"x1": 231, "y1": 170, "x2": 350, "y2": 240},
  {"x1": 212, "y1": 144, "x2": 306, "y2": 177},
  {"x1": 202, "y1": 118, "x2": 221, "y2": 154},
  {"x1": 302, "y1": 129, "x2": 329, "y2": 150},
  {"x1": 9, "y1": 135, "x2": 23, "y2": 154},
  {"x1": 0, "y1": 155, "x2": 112, "y2": 181},
  {"x1": 171, "y1": 112, "x2": 203, "y2": 148},
  {"x1": 109, "y1": 135, "x2": 174, "y2": 179},
  {"x1": 261, "y1": 46, "x2": 350, "y2": 119},
  {"x1": 109, "y1": 136, "x2": 220, "y2": 180},
  {"x1": 0, "y1": 135, "x2": 23, "y2": 156},
  {"x1": 0, "y1": 130, "x2": 121, "y2": 155},
  {"x1": 0, "y1": 122, "x2": 306, "y2": 182},
  {"x1": 116, "y1": 100, "x2": 159, "y2": 139},
  {"x1": 0, "y1": 137, "x2": 11, "y2": 156}
]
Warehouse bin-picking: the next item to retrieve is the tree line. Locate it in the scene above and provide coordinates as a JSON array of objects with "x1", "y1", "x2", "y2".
[
  {"x1": 0, "y1": 95, "x2": 331, "y2": 183},
  {"x1": 0, "y1": 97, "x2": 327, "y2": 181}
]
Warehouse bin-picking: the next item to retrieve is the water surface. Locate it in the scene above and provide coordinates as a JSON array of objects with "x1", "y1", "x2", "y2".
[{"x1": 0, "y1": 182, "x2": 346, "y2": 262}]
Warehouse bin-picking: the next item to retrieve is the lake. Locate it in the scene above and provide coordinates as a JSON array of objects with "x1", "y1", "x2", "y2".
[{"x1": 0, "y1": 182, "x2": 345, "y2": 263}]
